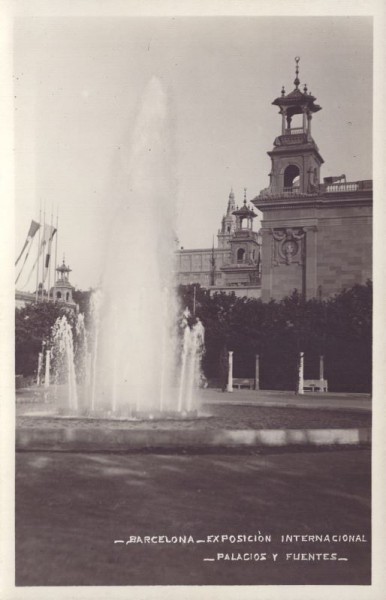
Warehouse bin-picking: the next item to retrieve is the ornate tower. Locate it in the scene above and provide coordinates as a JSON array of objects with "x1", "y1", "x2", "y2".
[
  {"x1": 230, "y1": 190, "x2": 259, "y2": 265},
  {"x1": 217, "y1": 189, "x2": 236, "y2": 249},
  {"x1": 268, "y1": 57, "x2": 324, "y2": 196},
  {"x1": 252, "y1": 57, "x2": 372, "y2": 301},
  {"x1": 51, "y1": 257, "x2": 75, "y2": 305},
  {"x1": 220, "y1": 189, "x2": 261, "y2": 287}
]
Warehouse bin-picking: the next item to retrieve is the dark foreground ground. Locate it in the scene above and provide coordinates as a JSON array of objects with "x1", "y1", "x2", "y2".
[{"x1": 16, "y1": 448, "x2": 371, "y2": 586}]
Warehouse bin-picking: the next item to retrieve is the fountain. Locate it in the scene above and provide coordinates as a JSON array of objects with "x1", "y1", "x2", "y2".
[
  {"x1": 44, "y1": 78, "x2": 205, "y2": 419},
  {"x1": 177, "y1": 310, "x2": 205, "y2": 414},
  {"x1": 50, "y1": 314, "x2": 79, "y2": 412}
]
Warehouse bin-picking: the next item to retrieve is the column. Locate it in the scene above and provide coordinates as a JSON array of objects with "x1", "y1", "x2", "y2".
[
  {"x1": 255, "y1": 354, "x2": 260, "y2": 390},
  {"x1": 298, "y1": 352, "x2": 304, "y2": 395},
  {"x1": 37, "y1": 352, "x2": 43, "y2": 386},
  {"x1": 281, "y1": 110, "x2": 286, "y2": 135},
  {"x1": 227, "y1": 351, "x2": 233, "y2": 392},
  {"x1": 261, "y1": 228, "x2": 273, "y2": 302},
  {"x1": 307, "y1": 113, "x2": 312, "y2": 139},
  {"x1": 319, "y1": 355, "x2": 324, "y2": 381},
  {"x1": 302, "y1": 109, "x2": 307, "y2": 132},
  {"x1": 304, "y1": 226, "x2": 318, "y2": 300}
]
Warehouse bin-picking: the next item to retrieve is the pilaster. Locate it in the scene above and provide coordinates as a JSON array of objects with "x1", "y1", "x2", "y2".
[{"x1": 304, "y1": 225, "x2": 318, "y2": 299}]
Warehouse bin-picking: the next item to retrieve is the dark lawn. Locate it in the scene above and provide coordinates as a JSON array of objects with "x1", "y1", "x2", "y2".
[{"x1": 16, "y1": 448, "x2": 371, "y2": 586}]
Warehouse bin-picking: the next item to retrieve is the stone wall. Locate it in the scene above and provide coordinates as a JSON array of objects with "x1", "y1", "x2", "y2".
[
  {"x1": 316, "y1": 206, "x2": 372, "y2": 297},
  {"x1": 256, "y1": 189, "x2": 372, "y2": 301}
]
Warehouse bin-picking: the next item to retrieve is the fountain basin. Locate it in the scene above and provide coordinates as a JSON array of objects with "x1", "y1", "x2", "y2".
[
  {"x1": 16, "y1": 424, "x2": 371, "y2": 452},
  {"x1": 16, "y1": 385, "x2": 203, "y2": 419},
  {"x1": 16, "y1": 391, "x2": 371, "y2": 451}
]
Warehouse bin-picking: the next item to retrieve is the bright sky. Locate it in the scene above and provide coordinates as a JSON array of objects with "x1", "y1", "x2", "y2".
[{"x1": 14, "y1": 15, "x2": 372, "y2": 290}]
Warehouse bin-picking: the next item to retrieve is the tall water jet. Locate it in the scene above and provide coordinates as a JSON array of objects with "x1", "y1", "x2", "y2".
[{"x1": 91, "y1": 78, "x2": 196, "y2": 415}]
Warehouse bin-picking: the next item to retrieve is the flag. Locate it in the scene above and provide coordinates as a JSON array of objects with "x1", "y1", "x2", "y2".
[
  {"x1": 43, "y1": 227, "x2": 57, "y2": 282},
  {"x1": 15, "y1": 220, "x2": 40, "y2": 266},
  {"x1": 15, "y1": 234, "x2": 38, "y2": 285},
  {"x1": 21, "y1": 224, "x2": 56, "y2": 288}
]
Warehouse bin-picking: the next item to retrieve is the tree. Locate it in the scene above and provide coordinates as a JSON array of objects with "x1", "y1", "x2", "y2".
[
  {"x1": 15, "y1": 302, "x2": 76, "y2": 377},
  {"x1": 72, "y1": 288, "x2": 94, "y2": 329},
  {"x1": 176, "y1": 282, "x2": 372, "y2": 392},
  {"x1": 325, "y1": 281, "x2": 372, "y2": 392}
]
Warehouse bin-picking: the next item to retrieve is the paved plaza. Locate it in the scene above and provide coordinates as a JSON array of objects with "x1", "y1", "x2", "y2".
[{"x1": 198, "y1": 388, "x2": 372, "y2": 412}]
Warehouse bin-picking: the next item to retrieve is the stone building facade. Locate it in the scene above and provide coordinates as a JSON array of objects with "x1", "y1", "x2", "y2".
[
  {"x1": 175, "y1": 189, "x2": 262, "y2": 298},
  {"x1": 252, "y1": 58, "x2": 372, "y2": 301}
]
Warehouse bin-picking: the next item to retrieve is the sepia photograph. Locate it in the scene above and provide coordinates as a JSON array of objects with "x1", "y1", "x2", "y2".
[{"x1": 1, "y1": 1, "x2": 385, "y2": 598}]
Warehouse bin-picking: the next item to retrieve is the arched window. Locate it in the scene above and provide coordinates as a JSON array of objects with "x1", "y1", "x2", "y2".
[
  {"x1": 237, "y1": 248, "x2": 245, "y2": 263},
  {"x1": 56, "y1": 291, "x2": 61, "y2": 299},
  {"x1": 227, "y1": 226, "x2": 231, "y2": 233},
  {"x1": 284, "y1": 165, "x2": 300, "y2": 190},
  {"x1": 66, "y1": 292, "x2": 70, "y2": 301}
]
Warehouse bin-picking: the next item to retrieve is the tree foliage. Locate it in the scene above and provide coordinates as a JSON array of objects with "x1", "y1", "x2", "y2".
[
  {"x1": 72, "y1": 288, "x2": 94, "y2": 328},
  {"x1": 177, "y1": 281, "x2": 372, "y2": 393},
  {"x1": 15, "y1": 282, "x2": 372, "y2": 392},
  {"x1": 15, "y1": 302, "x2": 76, "y2": 376}
]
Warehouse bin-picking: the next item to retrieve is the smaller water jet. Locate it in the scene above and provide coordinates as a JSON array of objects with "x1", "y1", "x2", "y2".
[
  {"x1": 50, "y1": 314, "x2": 79, "y2": 413},
  {"x1": 177, "y1": 310, "x2": 205, "y2": 414},
  {"x1": 45, "y1": 307, "x2": 205, "y2": 420}
]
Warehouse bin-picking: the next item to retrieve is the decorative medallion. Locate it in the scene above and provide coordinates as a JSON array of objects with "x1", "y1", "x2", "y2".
[
  {"x1": 271, "y1": 227, "x2": 305, "y2": 266},
  {"x1": 282, "y1": 239, "x2": 299, "y2": 264}
]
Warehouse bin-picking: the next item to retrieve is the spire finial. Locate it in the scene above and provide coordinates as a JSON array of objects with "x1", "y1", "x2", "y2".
[
  {"x1": 227, "y1": 187, "x2": 235, "y2": 214},
  {"x1": 244, "y1": 188, "x2": 247, "y2": 205},
  {"x1": 294, "y1": 56, "x2": 300, "y2": 89},
  {"x1": 281, "y1": 85, "x2": 285, "y2": 97}
]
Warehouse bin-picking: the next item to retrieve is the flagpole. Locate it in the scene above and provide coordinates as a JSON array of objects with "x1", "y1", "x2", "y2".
[
  {"x1": 15, "y1": 221, "x2": 41, "y2": 285},
  {"x1": 210, "y1": 236, "x2": 216, "y2": 286},
  {"x1": 47, "y1": 205, "x2": 54, "y2": 301},
  {"x1": 35, "y1": 204, "x2": 42, "y2": 302},
  {"x1": 40, "y1": 203, "x2": 46, "y2": 301},
  {"x1": 54, "y1": 208, "x2": 59, "y2": 302}
]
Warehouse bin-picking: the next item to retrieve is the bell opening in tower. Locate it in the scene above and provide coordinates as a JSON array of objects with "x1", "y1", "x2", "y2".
[{"x1": 283, "y1": 165, "x2": 300, "y2": 192}]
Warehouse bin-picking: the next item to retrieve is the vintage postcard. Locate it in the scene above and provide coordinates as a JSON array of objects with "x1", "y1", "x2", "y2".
[{"x1": 1, "y1": 1, "x2": 385, "y2": 599}]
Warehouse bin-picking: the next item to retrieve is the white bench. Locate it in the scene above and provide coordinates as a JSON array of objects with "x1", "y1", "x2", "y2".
[
  {"x1": 303, "y1": 379, "x2": 328, "y2": 392},
  {"x1": 233, "y1": 378, "x2": 254, "y2": 390}
]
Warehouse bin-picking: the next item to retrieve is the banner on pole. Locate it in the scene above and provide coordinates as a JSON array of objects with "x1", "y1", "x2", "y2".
[
  {"x1": 20, "y1": 224, "x2": 56, "y2": 289},
  {"x1": 15, "y1": 220, "x2": 40, "y2": 266},
  {"x1": 43, "y1": 228, "x2": 57, "y2": 282}
]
